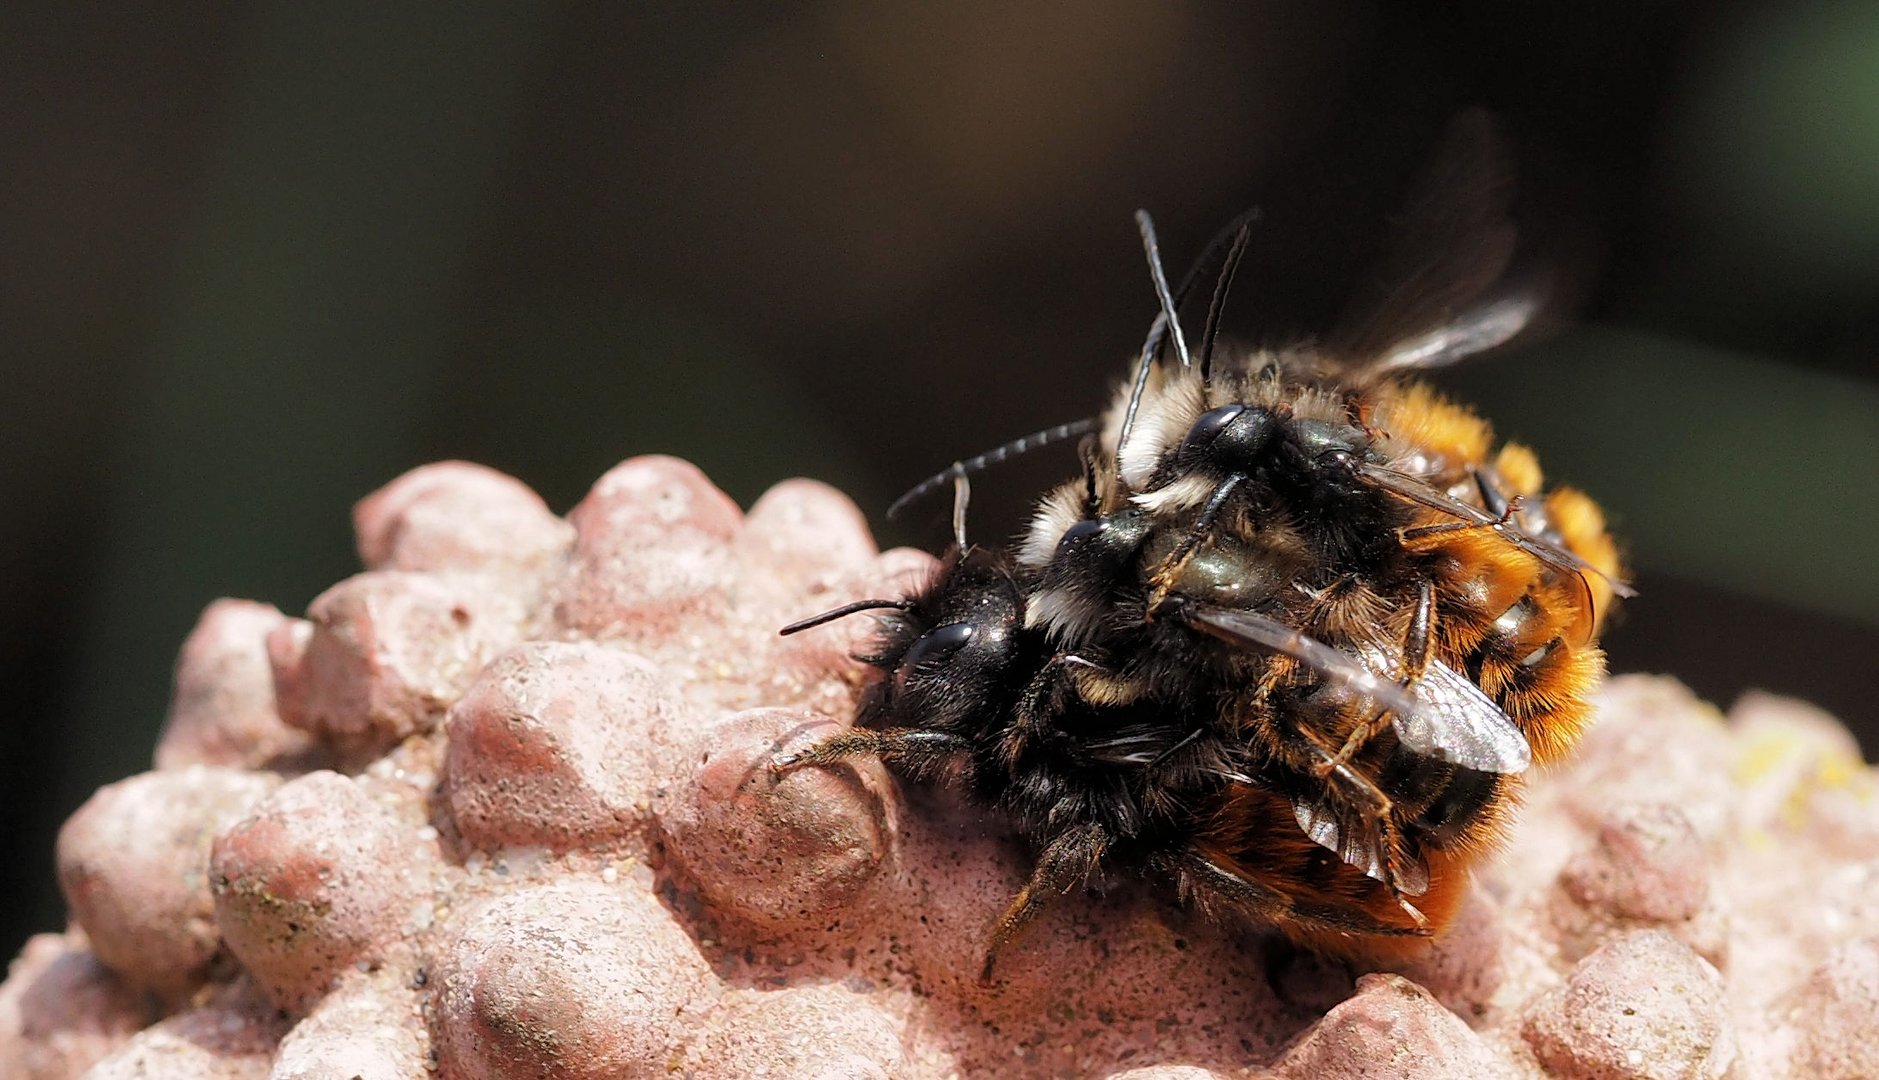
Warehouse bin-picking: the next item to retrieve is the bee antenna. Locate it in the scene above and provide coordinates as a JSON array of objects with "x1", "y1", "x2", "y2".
[
  {"x1": 885, "y1": 417, "x2": 1102, "y2": 520},
  {"x1": 951, "y1": 471, "x2": 971, "y2": 551},
  {"x1": 1135, "y1": 210, "x2": 1191, "y2": 370},
  {"x1": 779, "y1": 598, "x2": 912, "y2": 636},
  {"x1": 1117, "y1": 207, "x2": 1263, "y2": 469},
  {"x1": 1198, "y1": 221, "x2": 1253, "y2": 386}
]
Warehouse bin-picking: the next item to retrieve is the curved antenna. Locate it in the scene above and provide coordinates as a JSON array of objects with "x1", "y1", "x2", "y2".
[
  {"x1": 1134, "y1": 210, "x2": 1191, "y2": 369},
  {"x1": 1198, "y1": 221, "x2": 1254, "y2": 386},
  {"x1": 780, "y1": 598, "x2": 912, "y2": 636},
  {"x1": 885, "y1": 417, "x2": 1102, "y2": 520},
  {"x1": 950, "y1": 471, "x2": 971, "y2": 551},
  {"x1": 1116, "y1": 207, "x2": 1264, "y2": 471}
]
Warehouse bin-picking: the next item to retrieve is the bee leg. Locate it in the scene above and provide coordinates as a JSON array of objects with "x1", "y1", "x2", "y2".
[
  {"x1": 979, "y1": 823, "x2": 1108, "y2": 985},
  {"x1": 1316, "y1": 577, "x2": 1439, "y2": 778},
  {"x1": 1297, "y1": 743, "x2": 1427, "y2": 924},
  {"x1": 1002, "y1": 653, "x2": 1103, "y2": 767},
  {"x1": 1398, "y1": 493, "x2": 1523, "y2": 545},
  {"x1": 1170, "y1": 850, "x2": 1431, "y2": 940},
  {"x1": 770, "y1": 729, "x2": 972, "y2": 784},
  {"x1": 1145, "y1": 474, "x2": 1245, "y2": 613}
]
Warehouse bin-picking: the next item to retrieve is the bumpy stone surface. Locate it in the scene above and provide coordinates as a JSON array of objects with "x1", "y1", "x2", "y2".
[
  {"x1": 654, "y1": 708, "x2": 894, "y2": 935},
  {"x1": 443, "y1": 641, "x2": 689, "y2": 854},
  {"x1": 432, "y1": 879, "x2": 713, "y2": 1080},
  {"x1": 55, "y1": 768, "x2": 279, "y2": 1001},
  {"x1": 4, "y1": 457, "x2": 1877, "y2": 1079},
  {"x1": 0, "y1": 933, "x2": 148, "y2": 1080},
  {"x1": 1271, "y1": 974, "x2": 1504, "y2": 1079},
  {"x1": 156, "y1": 599, "x2": 319, "y2": 771},
  {"x1": 1522, "y1": 930, "x2": 1734, "y2": 1079},
  {"x1": 268, "y1": 976, "x2": 429, "y2": 1080},
  {"x1": 209, "y1": 771, "x2": 424, "y2": 1012},
  {"x1": 82, "y1": 984, "x2": 287, "y2": 1080},
  {"x1": 352, "y1": 459, "x2": 573, "y2": 574}
]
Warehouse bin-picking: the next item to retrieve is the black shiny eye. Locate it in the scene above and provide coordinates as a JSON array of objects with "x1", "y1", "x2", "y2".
[
  {"x1": 1181, "y1": 405, "x2": 1246, "y2": 459},
  {"x1": 900, "y1": 622, "x2": 975, "y2": 674},
  {"x1": 1054, "y1": 517, "x2": 1106, "y2": 557}
]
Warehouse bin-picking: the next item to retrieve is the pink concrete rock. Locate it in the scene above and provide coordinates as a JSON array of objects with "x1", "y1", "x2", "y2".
[
  {"x1": 55, "y1": 767, "x2": 279, "y2": 1001},
  {"x1": 269, "y1": 977, "x2": 429, "y2": 1080},
  {"x1": 1552, "y1": 801, "x2": 1728, "y2": 968},
  {"x1": 353, "y1": 460, "x2": 572, "y2": 573},
  {"x1": 1780, "y1": 936, "x2": 1879, "y2": 1080},
  {"x1": 81, "y1": 985, "x2": 287, "y2": 1080},
  {"x1": 1389, "y1": 887, "x2": 1506, "y2": 1023},
  {"x1": 1271, "y1": 974, "x2": 1504, "y2": 1080},
  {"x1": 553, "y1": 455, "x2": 743, "y2": 641},
  {"x1": 655, "y1": 708, "x2": 893, "y2": 936},
  {"x1": 443, "y1": 641, "x2": 688, "y2": 853},
  {"x1": 156, "y1": 599, "x2": 318, "y2": 771},
  {"x1": 769, "y1": 546, "x2": 940, "y2": 699},
  {"x1": 1729, "y1": 692, "x2": 1879, "y2": 862},
  {"x1": 209, "y1": 771, "x2": 423, "y2": 1012},
  {"x1": 275, "y1": 570, "x2": 526, "y2": 758},
  {"x1": 0, "y1": 934, "x2": 148, "y2": 1080},
  {"x1": 8, "y1": 460, "x2": 1879, "y2": 1080},
  {"x1": 734, "y1": 477, "x2": 878, "y2": 594},
  {"x1": 1564, "y1": 679, "x2": 1740, "y2": 845},
  {"x1": 1522, "y1": 929, "x2": 1734, "y2": 1080},
  {"x1": 432, "y1": 878, "x2": 713, "y2": 1080},
  {"x1": 680, "y1": 985, "x2": 905, "y2": 1079},
  {"x1": 1560, "y1": 802, "x2": 1709, "y2": 924}
]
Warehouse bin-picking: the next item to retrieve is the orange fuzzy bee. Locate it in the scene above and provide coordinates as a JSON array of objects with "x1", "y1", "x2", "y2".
[{"x1": 781, "y1": 112, "x2": 1628, "y2": 976}]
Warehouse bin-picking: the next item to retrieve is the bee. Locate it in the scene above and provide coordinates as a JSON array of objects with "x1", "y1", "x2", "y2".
[{"x1": 778, "y1": 113, "x2": 1628, "y2": 980}]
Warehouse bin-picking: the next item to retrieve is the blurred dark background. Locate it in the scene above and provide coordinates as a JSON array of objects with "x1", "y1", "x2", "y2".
[{"x1": 2, "y1": 2, "x2": 1875, "y2": 957}]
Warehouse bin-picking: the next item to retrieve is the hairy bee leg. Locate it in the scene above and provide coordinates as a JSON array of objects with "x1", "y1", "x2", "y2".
[
  {"x1": 1146, "y1": 473, "x2": 1244, "y2": 612},
  {"x1": 1316, "y1": 577, "x2": 1441, "y2": 779},
  {"x1": 1171, "y1": 851, "x2": 1431, "y2": 940},
  {"x1": 979, "y1": 823, "x2": 1108, "y2": 985},
  {"x1": 1398, "y1": 493, "x2": 1523, "y2": 545},
  {"x1": 1295, "y1": 737, "x2": 1425, "y2": 922},
  {"x1": 1003, "y1": 654, "x2": 1102, "y2": 767},
  {"x1": 770, "y1": 729, "x2": 973, "y2": 784}
]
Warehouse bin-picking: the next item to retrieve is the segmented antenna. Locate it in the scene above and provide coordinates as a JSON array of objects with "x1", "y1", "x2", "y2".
[
  {"x1": 885, "y1": 417, "x2": 1102, "y2": 520},
  {"x1": 1198, "y1": 222, "x2": 1253, "y2": 386},
  {"x1": 1135, "y1": 211, "x2": 1191, "y2": 370},
  {"x1": 779, "y1": 598, "x2": 912, "y2": 636},
  {"x1": 950, "y1": 471, "x2": 971, "y2": 551},
  {"x1": 1116, "y1": 208, "x2": 1262, "y2": 473}
]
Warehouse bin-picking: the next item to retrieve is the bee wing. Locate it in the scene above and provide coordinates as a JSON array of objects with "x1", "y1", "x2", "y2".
[
  {"x1": 1355, "y1": 461, "x2": 1637, "y2": 599},
  {"x1": 1354, "y1": 644, "x2": 1531, "y2": 774},
  {"x1": 1185, "y1": 607, "x2": 1425, "y2": 722},
  {"x1": 1292, "y1": 794, "x2": 1430, "y2": 896},
  {"x1": 1187, "y1": 607, "x2": 1530, "y2": 775},
  {"x1": 1330, "y1": 110, "x2": 1534, "y2": 375}
]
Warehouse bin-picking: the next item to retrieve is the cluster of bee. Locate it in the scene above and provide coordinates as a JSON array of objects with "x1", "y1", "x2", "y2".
[{"x1": 777, "y1": 116, "x2": 1628, "y2": 982}]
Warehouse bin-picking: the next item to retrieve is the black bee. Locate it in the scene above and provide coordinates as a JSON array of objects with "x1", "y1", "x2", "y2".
[{"x1": 779, "y1": 113, "x2": 1629, "y2": 978}]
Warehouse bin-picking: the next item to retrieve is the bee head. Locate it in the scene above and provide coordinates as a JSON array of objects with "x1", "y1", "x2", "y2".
[
  {"x1": 1177, "y1": 404, "x2": 1279, "y2": 475},
  {"x1": 862, "y1": 554, "x2": 1030, "y2": 734}
]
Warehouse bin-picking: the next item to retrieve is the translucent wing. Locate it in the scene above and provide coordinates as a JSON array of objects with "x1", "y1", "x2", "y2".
[
  {"x1": 1292, "y1": 793, "x2": 1431, "y2": 896},
  {"x1": 1186, "y1": 606, "x2": 1530, "y2": 774},
  {"x1": 1186, "y1": 606, "x2": 1425, "y2": 721},
  {"x1": 1330, "y1": 109, "x2": 1535, "y2": 374},
  {"x1": 1355, "y1": 645, "x2": 1531, "y2": 774},
  {"x1": 1355, "y1": 460, "x2": 1637, "y2": 599}
]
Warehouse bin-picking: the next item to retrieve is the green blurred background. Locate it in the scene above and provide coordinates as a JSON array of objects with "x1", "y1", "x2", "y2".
[{"x1": 2, "y1": 2, "x2": 1875, "y2": 956}]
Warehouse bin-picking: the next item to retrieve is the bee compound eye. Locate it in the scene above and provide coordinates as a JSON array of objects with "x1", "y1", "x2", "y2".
[
  {"x1": 1181, "y1": 405, "x2": 1247, "y2": 459},
  {"x1": 1053, "y1": 516, "x2": 1107, "y2": 556},
  {"x1": 900, "y1": 622, "x2": 976, "y2": 675}
]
